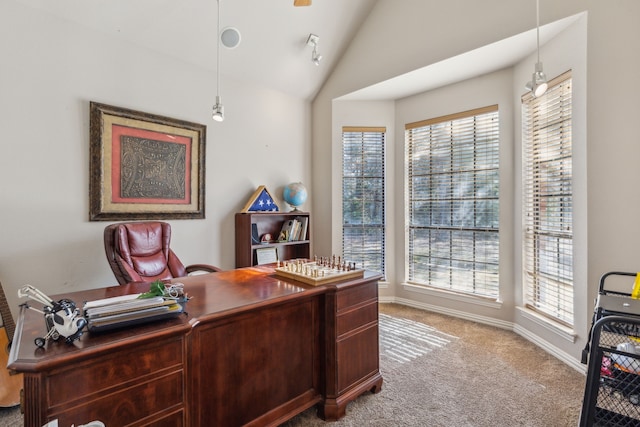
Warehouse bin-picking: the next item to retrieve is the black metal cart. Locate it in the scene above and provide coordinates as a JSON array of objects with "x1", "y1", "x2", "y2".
[{"x1": 580, "y1": 272, "x2": 640, "y2": 426}]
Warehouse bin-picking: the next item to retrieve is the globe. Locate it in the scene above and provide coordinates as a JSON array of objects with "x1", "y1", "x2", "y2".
[{"x1": 283, "y1": 182, "x2": 308, "y2": 211}]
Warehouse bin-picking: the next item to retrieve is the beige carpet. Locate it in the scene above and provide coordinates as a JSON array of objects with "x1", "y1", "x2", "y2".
[
  {"x1": 0, "y1": 303, "x2": 587, "y2": 426},
  {"x1": 283, "y1": 303, "x2": 587, "y2": 427}
]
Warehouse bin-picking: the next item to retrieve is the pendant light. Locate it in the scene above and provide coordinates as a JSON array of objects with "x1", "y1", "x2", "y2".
[
  {"x1": 212, "y1": 0, "x2": 224, "y2": 122},
  {"x1": 525, "y1": 0, "x2": 548, "y2": 97}
]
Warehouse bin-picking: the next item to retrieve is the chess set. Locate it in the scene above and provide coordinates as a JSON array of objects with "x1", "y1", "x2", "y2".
[{"x1": 273, "y1": 255, "x2": 364, "y2": 286}]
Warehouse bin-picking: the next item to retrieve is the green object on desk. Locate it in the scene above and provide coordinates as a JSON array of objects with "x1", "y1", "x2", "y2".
[{"x1": 138, "y1": 280, "x2": 165, "y2": 299}]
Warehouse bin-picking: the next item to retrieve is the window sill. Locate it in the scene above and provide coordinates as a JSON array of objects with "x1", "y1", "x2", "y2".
[{"x1": 515, "y1": 306, "x2": 577, "y2": 343}]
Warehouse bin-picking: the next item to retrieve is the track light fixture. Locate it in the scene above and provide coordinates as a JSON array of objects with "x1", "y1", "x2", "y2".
[
  {"x1": 212, "y1": 95, "x2": 224, "y2": 122},
  {"x1": 306, "y1": 33, "x2": 322, "y2": 66},
  {"x1": 525, "y1": 0, "x2": 547, "y2": 97},
  {"x1": 312, "y1": 46, "x2": 322, "y2": 66},
  {"x1": 212, "y1": 0, "x2": 224, "y2": 122}
]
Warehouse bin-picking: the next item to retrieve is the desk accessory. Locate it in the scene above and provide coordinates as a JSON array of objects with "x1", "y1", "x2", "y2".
[
  {"x1": 17, "y1": 285, "x2": 86, "y2": 348},
  {"x1": 274, "y1": 255, "x2": 363, "y2": 286}
]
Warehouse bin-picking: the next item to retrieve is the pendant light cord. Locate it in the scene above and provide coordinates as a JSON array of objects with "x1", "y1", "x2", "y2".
[
  {"x1": 536, "y1": 0, "x2": 541, "y2": 64},
  {"x1": 216, "y1": 0, "x2": 221, "y2": 99}
]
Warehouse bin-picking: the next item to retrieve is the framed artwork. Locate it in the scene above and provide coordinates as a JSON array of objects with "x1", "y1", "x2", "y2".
[
  {"x1": 89, "y1": 102, "x2": 206, "y2": 221},
  {"x1": 255, "y1": 247, "x2": 278, "y2": 265}
]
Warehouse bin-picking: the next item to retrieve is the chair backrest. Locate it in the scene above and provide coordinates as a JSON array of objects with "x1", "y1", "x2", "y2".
[{"x1": 104, "y1": 221, "x2": 187, "y2": 285}]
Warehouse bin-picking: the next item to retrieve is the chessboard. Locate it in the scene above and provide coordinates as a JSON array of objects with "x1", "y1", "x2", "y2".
[{"x1": 273, "y1": 257, "x2": 364, "y2": 286}]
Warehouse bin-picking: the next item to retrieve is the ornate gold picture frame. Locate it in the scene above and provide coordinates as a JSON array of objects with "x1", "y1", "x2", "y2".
[{"x1": 89, "y1": 102, "x2": 206, "y2": 221}]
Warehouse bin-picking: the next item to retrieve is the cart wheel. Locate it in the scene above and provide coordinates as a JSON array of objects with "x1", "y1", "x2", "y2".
[
  {"x1": 34, "y1": 337, "x2": 45, "y2": 348},
  {"x1": 51, "y1": 331, "x2": 60, "y2": 341}
]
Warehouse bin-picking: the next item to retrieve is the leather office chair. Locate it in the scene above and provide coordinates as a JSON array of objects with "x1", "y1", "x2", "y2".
[{"x1": 104, "y1": 221, "x2": 221, "y2": 285}]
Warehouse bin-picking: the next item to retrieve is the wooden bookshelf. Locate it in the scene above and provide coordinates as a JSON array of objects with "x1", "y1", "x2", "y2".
[{"x1": 235, "y1": 211, "x2": 311, "y2": 268}]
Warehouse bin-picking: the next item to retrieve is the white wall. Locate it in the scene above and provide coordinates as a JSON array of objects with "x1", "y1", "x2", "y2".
[
  {"x1": 313, "y1": 0, "x2": 640, "y2": 367},
  {"x1": 0, "y1": 1, "x2": 311, "y2": 318}
]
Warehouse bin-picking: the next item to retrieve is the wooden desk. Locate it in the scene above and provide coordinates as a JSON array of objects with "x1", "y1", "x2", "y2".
[{"x1": 9, "y1": 265, "x2": 383, "y2": 427}]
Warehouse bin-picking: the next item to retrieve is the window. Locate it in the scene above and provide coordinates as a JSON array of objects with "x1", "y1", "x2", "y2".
[
  {"x1": 342, "y1": 127, "x2": 385, "y2": 275},
  {"x1": 522, "y1": 71, "x2": 573, "y2": 326},
  {"x1": 406, "y1": 106, "x2": 500, "y2": 298}
]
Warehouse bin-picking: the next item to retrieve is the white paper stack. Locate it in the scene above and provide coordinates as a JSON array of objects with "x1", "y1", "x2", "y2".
[{"x1": 84, "y1": 294, "x2": 183, "y2": 332}]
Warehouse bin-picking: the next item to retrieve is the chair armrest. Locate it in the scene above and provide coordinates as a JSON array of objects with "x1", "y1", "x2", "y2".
[{"x1": 185, "y1": 264, "x2": 222, "y2": 274}]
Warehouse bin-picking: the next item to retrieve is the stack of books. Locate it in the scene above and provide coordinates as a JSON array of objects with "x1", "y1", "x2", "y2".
[
  {"x1": 279, "y1": 216, "x2": 309, "y2": 242},
  {"x1": 84, "y1": 294, "x2": 184, "y2": 332}
]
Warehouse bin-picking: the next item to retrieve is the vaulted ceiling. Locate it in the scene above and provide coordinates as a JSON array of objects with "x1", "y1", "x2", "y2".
[
  {"x1": 15, "y1": 0, "x2": 582, "y2": 103},
  {"x1": 16, "y1": 0, "x2": 378, "y2": 100}
]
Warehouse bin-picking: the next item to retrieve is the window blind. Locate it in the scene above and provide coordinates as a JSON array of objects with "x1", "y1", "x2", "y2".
[
  {"x1": 342, "y1": 127, "x2": 386, "y2": 275},
  {"x1": 522, "y1": 71, "x2": 573, "y2": 326},
  {"x1": 405, "y1": 106, "x2": 499, "y2": 298}
]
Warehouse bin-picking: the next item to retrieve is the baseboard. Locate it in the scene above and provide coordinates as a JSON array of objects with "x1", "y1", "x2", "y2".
[
  {"x1": 388, "y1": 296, "x2": 512, "y2": 330},
  {"x1": 381, "y1": 296, "x2": 587, "y2": 375},
  {"x1": 513, "y1": 323, "x2": 587, "y2": 374}
]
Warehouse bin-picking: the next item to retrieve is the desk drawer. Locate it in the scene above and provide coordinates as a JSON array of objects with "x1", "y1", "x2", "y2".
[
  {"x1": 336, "y1": 281, "x2": 377, "y2": 312},
  {"x1": 336, "y1": 301, "x2": 377, "y2": 336},
  {"x1": 51, "y1": 370, "x2": 184, "y2": 427},
  {"x1": 48, "y1": 336, "x2": 184, "y2": 407}
]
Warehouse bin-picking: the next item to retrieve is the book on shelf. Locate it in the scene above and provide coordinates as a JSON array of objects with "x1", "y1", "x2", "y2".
[
  {"x1": 279, "y1": 219, "x2": 295, "y2": 241},
  {"x1": 295, "y1": 216, "x2": 308, "y2": 241},
  {"x1": 290, "y1": 219, "x2": 300, "y2": 241},
  {"x1": 278, "y1": 216, "x2": 308, "y2": 242}
]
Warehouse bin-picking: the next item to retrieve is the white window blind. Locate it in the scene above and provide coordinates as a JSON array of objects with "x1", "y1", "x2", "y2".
[
  {"x1": 522, "y1": 71, "x2": 573, "y2": 326},
  {"x1": 406, "y1": 106, "x2": 500, "y2": 298},
  {"x1": 342, "y1": 127, "x2": 385, "y2": 275}
]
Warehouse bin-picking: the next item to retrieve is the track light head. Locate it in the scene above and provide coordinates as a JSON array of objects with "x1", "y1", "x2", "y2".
[
  {"x1": 525, "y1": 62, "x2": 548, "y2": 97},
  {"x1": 306, "y1": 33, "x2": 322, "y2": 66},
  {"x1": 212, "y1": 96, "x2": 224, "y2": 122},
  {"x1": 312, "y1": 47, "x2": 322, "y2": 66},
  {"x1": 526, "y1": 0, "x2": 548, "y2": 98}
]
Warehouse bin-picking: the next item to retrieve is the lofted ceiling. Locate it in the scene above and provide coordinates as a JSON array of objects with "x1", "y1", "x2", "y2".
[
  {"x1": 15, "y1": 0, "x2": 583, "y2": 102},
  {"x1": 15, "y1": 0, "x2": 378, "y2": 100},
  {"x1": 339, "y1": 13, "x2": 584, "y2": 101}
]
